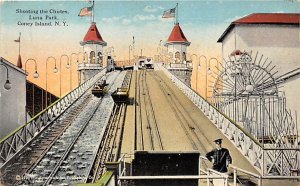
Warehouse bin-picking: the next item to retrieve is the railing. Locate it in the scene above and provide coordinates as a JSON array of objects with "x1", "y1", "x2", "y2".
[
  {"x1": 0, "y1": 68, "x2": 106, "y2": 168},
  {"x1": 229, "y1": 165, "x2": 262, "y2": 186},
  {"x1": 78, "y1": 63, "x2": 103, "y2": 70},
  {"x1": 158, "y1": 63, "x2": 300, "y2": 176},
  {"x1": 117, "y1": 154, "x2": 228, "y2": 186},
  {"x1": 167, "y1": 62, "x2": 193, "y2": 69}
]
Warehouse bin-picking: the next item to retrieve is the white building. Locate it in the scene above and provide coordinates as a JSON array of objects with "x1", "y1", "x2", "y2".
[
  {"x1": 78, "y1": 22, "x2": 107, "y2": 84},
  {"x1": 164, "y1": 23, "x2": 191, "y2": 63},
  {"x1": 0, "y1": 57, "x2": 26, "y2": 139},
  {"x1": 218, "y1": 13, "x2": 300, "y2": 75},
  {"x1": 164, "y1": 23, "x2": 192, "y2": 86},
  {"x1": 218, "y1": 13, "x2": 300, "y2": 136}
]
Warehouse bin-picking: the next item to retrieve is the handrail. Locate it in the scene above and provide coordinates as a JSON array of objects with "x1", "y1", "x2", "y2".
[
  {"x1": 0, "y1": 68, "x2": 105, "y2": 143},
  {"x1": 159, "y1": 63, "x2": 299, "y2": 176},
  {"x1": 229, "y1": 165, "x2": 261, "y2": 178},
  {"x1": 0, "y1": 67, "x2": 107, "y2": 166},
  {"x1": 119, "y1": 175, "x2": 228, "y2": 179},
  {"x1": 0, "y1": 96, "x2": 61, "y2": 143},
  {"x1": 160, "y1": 64, "x2": 262, "y2": 148}
]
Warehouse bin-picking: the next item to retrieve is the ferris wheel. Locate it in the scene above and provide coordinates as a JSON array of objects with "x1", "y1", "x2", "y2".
[{"x1": 213, "y1": 51, "x2": 278, "y2": 98}]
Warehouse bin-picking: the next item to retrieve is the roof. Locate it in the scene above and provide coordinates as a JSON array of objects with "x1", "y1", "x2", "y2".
[
  {"x1": 165, "y1": 23, "x2": 191, "y2": 46},
  {"x1": 0, "y1": 57, "x2": 26, "y2": 75},
  {"x1": 218, "y1": 13, "x2": 300, "y2": 42},
  {"x1": 81, "y1": 22, "x2": 107, "y2": 46}
]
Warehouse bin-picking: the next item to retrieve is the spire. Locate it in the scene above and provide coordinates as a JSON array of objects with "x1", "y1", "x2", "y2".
[
  {"x1": 81, "y1": 22, "x2": 107, "y2": 46},
  {"x1": 165, "y1": 23, "x2": 190, "y2": 46},
  {"x1": 17, "y1": 54, "x2": 22, "y2": 68}
]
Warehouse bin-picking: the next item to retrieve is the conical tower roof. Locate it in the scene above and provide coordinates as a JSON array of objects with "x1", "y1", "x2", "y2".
[
  {"x1": 80, "y1": 22, "x2": 107, "y2": 46},
  {"x1": 165, "y1": 23, "x2": 190, "y2": 46}
]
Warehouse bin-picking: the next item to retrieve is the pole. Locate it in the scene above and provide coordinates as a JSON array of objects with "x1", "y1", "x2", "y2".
[
  {"x1": 129, "y1": 45, "x2": 131, "y2": 66},
  {"x1": 92, "y1": 0, "x2": 95, "y2": 23},
  {"x1": 176, "y1": 3, "x2": 179, "y2": 24},
  {"x1": 18, "y1": 32, "x2": 21, "y2": 56},
  {"x1": 205, "y1": 59, "x2": 208, "y2": 99},
  {"x1": 60, "y1": 55, "x2": 69, "y2": 98},
  {"x1": 70, "y1": 62, "x2": 72, "y2": 91},
  {"x1": 196, "y1": 63, "x2": 198, "y2": 93}
]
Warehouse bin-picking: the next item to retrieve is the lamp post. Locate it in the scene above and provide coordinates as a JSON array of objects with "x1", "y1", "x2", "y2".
[
  {"x1": 129, "y1": 45, "x2": 132, "y2": 66},
  {"x1": 208, "y1": 58, "x2": 219, "y2": 101},
  {"x1": 0, "y1": 60, "x2": 12, "y2": 90},
  {"x1": 25, "y1": 58, "x2": 39, "y2": 116},
  {"x1": 191, "y1": 54, "x2": 199, "y2": 92},
  {"x1": 199, "y1": 55, "x2": 207, "y2": 99},
  {"x1": 60, "y1": 54, "x2": 69, "y2": 98},
  {"x1": 45, "y1": 56, "x2": 58, "y2": 108},
  {"x1": 70, "y1": 53, "x2": 80, "y2": 92},
  {"x1": 25, "y1": 58, "x2": 39, "y2": 78}
]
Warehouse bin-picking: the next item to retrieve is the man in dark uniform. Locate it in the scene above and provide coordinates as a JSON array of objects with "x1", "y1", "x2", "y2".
[{"x1": 206, "y1": 138, "x2": 232, "y2": 173}]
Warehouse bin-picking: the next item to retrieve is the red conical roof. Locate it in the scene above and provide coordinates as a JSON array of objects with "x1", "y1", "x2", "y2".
[
  {"x1": 17, "y1": 54, "x2": 22, "y2": 68},
  {"x1": 81, "y1": 22, "x2": 107, "y2": 46},
  {"x1": 165, "y1": 23, "x2": 190, "y2": 46}
]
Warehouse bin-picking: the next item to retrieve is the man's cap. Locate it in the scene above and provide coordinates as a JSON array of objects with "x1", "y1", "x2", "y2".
[{"x1": 214, "y1": 138, "x2": 222, "y2": 144}]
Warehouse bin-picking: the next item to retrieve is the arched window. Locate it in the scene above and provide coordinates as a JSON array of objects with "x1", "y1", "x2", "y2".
[
  {"x1": 98, "y1": 52, "x2": 103, "y2": 66},
  {"x1": 84, "y1": 52, "x2": 87, "y2": 63},
  {"x1": 175, "y1": 52, "x2": 180, "y2": 63},
  {"x1": 90, "y1": 51, "x2": 95, "y2": 64},
  {"x1": 182, "y1": 52, "x2": 186, "y2": 61}
]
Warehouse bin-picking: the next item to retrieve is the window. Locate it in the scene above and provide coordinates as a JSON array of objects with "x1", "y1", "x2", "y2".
[
  {"x1": 182, "y1": 52, "x2": 186, "y2": 61},
  {"x1": 98, "y1": 52, "x2": 103, "y2": 66},
  {"x1": 90, "y1": 51, "x2": 95, "y2": 64},
  {"x1": 175, "y1": 52, "x2": 180, "y2": 63}
]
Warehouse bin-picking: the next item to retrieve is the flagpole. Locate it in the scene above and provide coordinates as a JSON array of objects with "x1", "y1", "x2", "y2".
[
  {"x1": 19, "y1": 32, "x2": 21, "y2": 56},
  {"x1": 176, "y1": 3, "x2": 178, "y2": 24},
  {"x1": 92, "y1": 0, "x2": 95, "y2": 23}
]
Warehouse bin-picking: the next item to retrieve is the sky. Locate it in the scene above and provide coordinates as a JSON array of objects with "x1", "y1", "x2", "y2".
[{"x1": 0, "y1": 0, "x2": 300, "y2": 96}]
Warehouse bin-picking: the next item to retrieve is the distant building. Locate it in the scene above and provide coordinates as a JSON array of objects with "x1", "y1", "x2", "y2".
[
  {"x1": 218, "y1": 13, "x2": 300, "y2": 135},
  {"x1": 164, "y1": 23, "x2": 192, "y2": 86},
  {"x1": 218, "y1": 13, "x2": 300, "y2": 75},
  {"x1": 0, "y1": 57, "x2": 26, "y2": 139},
  {"x1": 78, "y1": 22, "x2": 107, "y2": 84}
]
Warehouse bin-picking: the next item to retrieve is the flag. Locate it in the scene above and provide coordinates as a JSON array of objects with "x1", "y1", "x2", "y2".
[
  {"x1": 162, "y1": 7, "x2": 176, "y2": 18},
  {"x1": 78, "y1": 6, "x2": 93, "y2": 17}
]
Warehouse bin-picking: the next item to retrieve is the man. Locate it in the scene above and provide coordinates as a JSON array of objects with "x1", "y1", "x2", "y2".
[{"x1": 206, "y1": 138, "x2": 232, "y2": 173}]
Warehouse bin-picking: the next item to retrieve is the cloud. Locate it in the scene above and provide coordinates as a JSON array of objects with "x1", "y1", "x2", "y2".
[
  {"x1": 143, "y1": 5, "x2": 157, "y2": 13},
  {"x1": 134, "y1": 14, "x2": 158, "y2": 21},
  {"x1": 122, "y1": 18, "x2": 131, "y2": 25},
  {"x1": 102, "y1": 16, "x2": 121, "y2": 24},
  {"x1": 143, "y1": 5, "x2": 163, "y2": 13},
  {"x1": 102, "y1": 16, "x2": 132, "y2": 25}
]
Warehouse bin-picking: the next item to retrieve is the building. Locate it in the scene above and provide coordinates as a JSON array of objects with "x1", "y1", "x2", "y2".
[
  {"x1": 0, "y1": 57, "x2": 26, "y2": 139},
  {"x1": 164, "y1": 23, "x2": 192, "y2": 86},
  {"x1": 218, "y1": 13, "x2": 300, "y2": 75},
  {"x1": 218, "y1": 13, "x2": 300, "y2": 136},
  {"x1": 78, "y1": 22, "x2": 107, "y2": 84}
]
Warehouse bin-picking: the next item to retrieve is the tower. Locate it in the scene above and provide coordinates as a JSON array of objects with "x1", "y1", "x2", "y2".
[
  {"x1": 78, "y1": 22, "x2": 107, "y2": 84},
  {"x1": 164, "y1": 23, "x2": 192, "y2": 86}
]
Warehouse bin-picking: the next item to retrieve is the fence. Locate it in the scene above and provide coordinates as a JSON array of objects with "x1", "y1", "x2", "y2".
[{"x1": 158, "y1": 63, "x2": 299, "y2": 176}]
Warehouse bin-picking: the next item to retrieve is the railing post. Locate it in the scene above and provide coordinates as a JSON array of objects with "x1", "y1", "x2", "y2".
[
  {"x1": 258, "y1": 176, "x2": 262, "y2": 186},
  {"x1": 207, "y1": 171, "x2": 210, "y2": 186},
  {"x1": 233, "y1": 168, "x2": 237, "y2": 186},
  {"x1": 199, "y1": 155, "x2": 201, "y2": 176}
]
